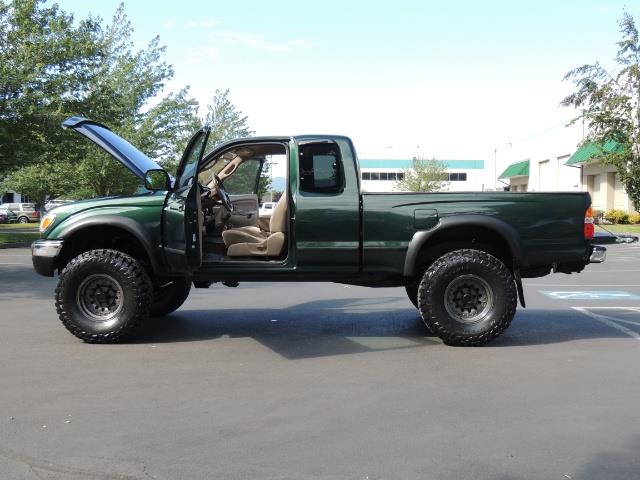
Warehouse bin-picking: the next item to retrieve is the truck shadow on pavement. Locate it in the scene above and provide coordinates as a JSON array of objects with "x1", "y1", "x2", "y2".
[{"x1": 135, "y1": 298, "x2": 637, "y2": 359}]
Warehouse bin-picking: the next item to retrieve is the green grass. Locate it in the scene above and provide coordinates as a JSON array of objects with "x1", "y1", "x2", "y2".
[
  {"x1": 596, "y1": 224, "x2": 640, "y2": 234},
  {"x1": 0, "y1": 231, "x2": 40, "y2": 245},
  {"x1": 0, "y1": 222, "x2": 39, "y2": 229}
]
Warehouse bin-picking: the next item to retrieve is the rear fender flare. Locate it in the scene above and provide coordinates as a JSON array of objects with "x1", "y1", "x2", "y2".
[{"x1": 403, "y1": 215, "x2": 525, "y2": 277}]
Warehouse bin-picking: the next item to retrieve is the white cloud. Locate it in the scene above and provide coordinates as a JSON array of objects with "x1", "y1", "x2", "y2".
[
  {"x1": 205, "y1": 32, "x2": 310, "y2": 53},
  {"x1": 184, "y1": 46, "x2": 224, "y2": 64},
  {"x1": 163, "y1": 20, "x2": 176, "y2": 29},
  {"x1": 183, "y1": 19, "x2": 219, "y2": 29},
  {"x1": 288, "y1": 40, "x2": 310, "y2": 48}
]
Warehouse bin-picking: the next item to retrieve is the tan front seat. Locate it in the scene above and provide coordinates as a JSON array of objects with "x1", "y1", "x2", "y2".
[{"x1": 222, "y1": 194, "x2": 288, "y2": 257}]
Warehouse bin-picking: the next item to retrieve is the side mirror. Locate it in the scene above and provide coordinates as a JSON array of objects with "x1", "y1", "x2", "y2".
[{"x1": 144, "y1": 169, "x2": 171, "y2": 191}]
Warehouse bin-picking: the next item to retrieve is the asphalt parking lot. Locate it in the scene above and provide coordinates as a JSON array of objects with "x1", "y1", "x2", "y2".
[{"x1": 1, "y1": 245, "x2": 640, "y2": 479}]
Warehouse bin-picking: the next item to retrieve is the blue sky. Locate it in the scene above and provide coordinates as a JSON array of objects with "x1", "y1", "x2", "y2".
[{"x1": 56, "y1": 0, "x2": 640, "y2": 185}]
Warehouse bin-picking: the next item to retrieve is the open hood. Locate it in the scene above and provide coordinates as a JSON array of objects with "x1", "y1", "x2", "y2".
[{"x1": 62, "y1": 117, "x2": 164, "y2": 180}]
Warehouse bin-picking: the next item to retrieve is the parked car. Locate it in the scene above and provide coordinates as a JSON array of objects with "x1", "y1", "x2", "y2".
[
  {"x1": 44, "y1": 199, "x2": 74, "y2": 212},
  {"x1": 3, "y1": 203, "x2": 39, "y2": 223},
  {"x1": 32, "y1": 116, "x2": 605, "y2": 346},
  {"x1": 259, "y1": 201, "x2": 277, "y2": 216},
  {"x1": 0, "y1": 206, "x2": 18, "y2": 224}
]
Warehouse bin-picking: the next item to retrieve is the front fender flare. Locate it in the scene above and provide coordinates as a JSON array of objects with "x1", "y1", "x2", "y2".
[{"x1": 57, "y1": 215, "x2": 164, "y2": 274}]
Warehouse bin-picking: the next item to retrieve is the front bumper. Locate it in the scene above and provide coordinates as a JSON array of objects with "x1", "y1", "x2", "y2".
[
  {"x1": 589, "y1": 244, "x2": 607, "y2": 263},
  {"x1": 32, "y1": 239, "x2": 64, "y2": 277}
]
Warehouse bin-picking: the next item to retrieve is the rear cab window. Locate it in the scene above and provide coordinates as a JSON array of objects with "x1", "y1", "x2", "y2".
[{"x1": 298, "y1": 142, "x2": 344, "y2": 193}]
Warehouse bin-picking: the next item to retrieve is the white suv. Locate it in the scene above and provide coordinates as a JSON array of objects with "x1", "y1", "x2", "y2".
[
  {"x1": 2, "y1": 203, "x2": 39, "y2": 223},
  {"x1": 259, "y1": 202, "x2": 277, "y2": 217}
]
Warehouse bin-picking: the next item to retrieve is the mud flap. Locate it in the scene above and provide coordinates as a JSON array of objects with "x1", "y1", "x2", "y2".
[{"x1": 513, "y1": 266, "x2": 526, "y2": 308}]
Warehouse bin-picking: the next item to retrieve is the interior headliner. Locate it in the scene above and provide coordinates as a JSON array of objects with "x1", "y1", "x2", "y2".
[{"x1": 201, "y1": 143, "x2": 287, "y2": 170}]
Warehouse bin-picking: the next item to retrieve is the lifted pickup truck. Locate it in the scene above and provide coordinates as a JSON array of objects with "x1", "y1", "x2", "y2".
[{"x1": 33, "y1": 117, "x2": 605, "y2": 346}]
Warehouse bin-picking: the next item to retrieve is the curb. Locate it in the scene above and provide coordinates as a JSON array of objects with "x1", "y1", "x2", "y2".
[{"x1": 0, "y1": 242, "x2": 33, "y2": 249}]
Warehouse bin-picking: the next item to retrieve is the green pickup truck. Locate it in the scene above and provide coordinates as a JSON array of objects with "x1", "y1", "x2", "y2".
[{"x1": 32, "y1": 117, "x2": 606, "y2": 346}]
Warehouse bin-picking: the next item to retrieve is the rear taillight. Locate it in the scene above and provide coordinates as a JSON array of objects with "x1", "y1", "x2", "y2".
[{"x1": 584, "y1": 206, "x2": 594, "y2": 239}]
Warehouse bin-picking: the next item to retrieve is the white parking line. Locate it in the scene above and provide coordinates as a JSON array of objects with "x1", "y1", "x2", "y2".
[
  {"x1": 581, "y1": 270, "x2": 640, "y2": 273},
  {"x1": 572, "y1": 307, "x2": 640, "y2": 341},
  {"x1": 527, "y1": 284, "x2": 640, "y2": 287},
  {"x1": 606, "y1": 317, "x2": 640, "y2": 327}
]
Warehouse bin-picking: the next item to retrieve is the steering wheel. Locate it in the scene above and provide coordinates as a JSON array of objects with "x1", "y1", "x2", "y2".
[{"x1": 214, "y1": 173, "x2": 234, "y2": 212}]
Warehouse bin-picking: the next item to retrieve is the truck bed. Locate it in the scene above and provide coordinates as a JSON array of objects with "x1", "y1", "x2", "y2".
[{"x1": 361, "y1": 191, "x2": 591, "y2": 277}]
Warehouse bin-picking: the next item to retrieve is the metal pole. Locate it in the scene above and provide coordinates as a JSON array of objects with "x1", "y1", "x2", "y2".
[
  {"x1": 270, "y1": 158, "x2": 273, "y2": 202},
  {"x1": 494, "y1": 148, "x2": 497, "y2": 191}
]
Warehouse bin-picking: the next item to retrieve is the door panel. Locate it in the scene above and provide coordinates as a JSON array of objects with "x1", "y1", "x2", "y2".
[
  {"x1": 162, "y1": 128, "x2": 210, "y2": 273},
  {"x1": 227, "y1": 194, "x2": 259, "y2": 228},
  {"x1": 294, "y1": 139, "x2": 360, "y2": 271}
]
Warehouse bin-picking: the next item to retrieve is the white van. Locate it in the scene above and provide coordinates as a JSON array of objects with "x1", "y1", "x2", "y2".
[{"x1": 258, "y1": 202, "x2": 277, "y2": 217}]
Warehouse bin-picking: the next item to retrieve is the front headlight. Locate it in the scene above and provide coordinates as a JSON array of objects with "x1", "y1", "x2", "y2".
[{"x1": 39, "y1": 213, "x2": 56, "y2": 233}]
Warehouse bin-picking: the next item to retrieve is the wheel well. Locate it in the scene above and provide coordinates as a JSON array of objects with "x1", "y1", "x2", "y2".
[
  {"x1": 410, "y1": 226, "x2": 514, "y2": 280},
  {"x1": 56, "y1": 226, "x2": 153, "y2": 273}
]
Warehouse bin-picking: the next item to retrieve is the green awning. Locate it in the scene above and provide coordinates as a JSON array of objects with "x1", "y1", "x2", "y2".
[
  {"x1": 565, "y1": 140, "x2": 623, "y2": 165},
  {"x1": 499, "y1": 159, "x2": 529, "y2": 179}
]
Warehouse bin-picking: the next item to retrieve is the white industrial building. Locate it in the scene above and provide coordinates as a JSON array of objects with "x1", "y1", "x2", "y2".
[
  {"x1": 359, "y1": 159, "x2": 485, "y2": 192},
  {"x1": 499, "y1": 141, "x2": 636, "y2": 213},
  {"x1": 498, "y1": 154, "x2": 580, "y2": 193}
]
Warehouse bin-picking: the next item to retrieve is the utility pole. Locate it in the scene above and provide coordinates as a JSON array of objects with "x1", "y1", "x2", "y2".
[
  {"x1": 269, "y1": 157, "x2": 273, "y2": 202},
  {"x1": 494, "y1": 148, "x2": 497, "y2": 191}
]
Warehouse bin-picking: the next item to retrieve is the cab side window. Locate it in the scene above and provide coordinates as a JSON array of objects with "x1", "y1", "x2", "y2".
[{"x1": 299, "y1": 143, "x2": 343, "y2": 193}]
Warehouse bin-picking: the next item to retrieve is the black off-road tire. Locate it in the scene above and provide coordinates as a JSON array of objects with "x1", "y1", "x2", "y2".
[
  {"x1": 55, "y1": 249, "x2": 153, "y2": 343},
  {"x1": 150, "y1": 277, "x2": 191, "y2": 317},
  {"x1": 418, "y1": 249, "x2": 517, "y2": 346},
  {"x1": 405, "y1": 283, "x2": 419, "y2": 309}
]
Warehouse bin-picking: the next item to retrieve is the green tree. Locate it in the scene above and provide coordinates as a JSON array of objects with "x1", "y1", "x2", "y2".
[
  {"x1": 1, "y1": 2, "x2": 258, "y2": 203},
  {"x1": 394, "y1": 157, "x2": 449, "y2": 192},
  {"x1": 202, "y1": 89, "x2": 268, "y2": 197},
  {"x1": 1, "y1": 1, "x2": 200, "y2": 201},
  {"x1": 203, "y1": 89, "x2": 254, "y2": 148},
  {"x1": 562, "y1": 11, "x2": 640, "y2": 210},
  {"x1": 1, "y1": 161, "x2": 78, "y2": 206},
  {"x1": 256, "y1": 158, "x2": 273, "y2": 201},
  {"x1": 0, "y1": 0, "x2": 103, "y2": 173}
]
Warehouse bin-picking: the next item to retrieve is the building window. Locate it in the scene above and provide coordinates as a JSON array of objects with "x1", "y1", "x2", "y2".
[
  {"x1": 361, "y1": 171, "x2": 405, "y2": 181},
  {"x1": 448, "y1": 172, "x2": 467, "y2": 181}
]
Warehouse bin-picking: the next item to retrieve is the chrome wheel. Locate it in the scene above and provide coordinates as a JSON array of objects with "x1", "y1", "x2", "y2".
[
  {"x1": 76, "y1": 274, "x2": 124, "y2": 323},
  {"x1": 444, "y1": 274, "x2": 494, "y2": 324}
]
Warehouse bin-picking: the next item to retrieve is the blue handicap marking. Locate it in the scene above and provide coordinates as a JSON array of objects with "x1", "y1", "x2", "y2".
[{"x1": 541, "y1": 290, "x2": 640, "y2": 300}]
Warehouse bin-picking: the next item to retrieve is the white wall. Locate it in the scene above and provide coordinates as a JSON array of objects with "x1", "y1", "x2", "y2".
[
  {"x1": 582, "y1": 162, "x2": 635, "y2": 213},
  {"x1": 526, "y1": 154, "x2": 580, "y2": 192}
]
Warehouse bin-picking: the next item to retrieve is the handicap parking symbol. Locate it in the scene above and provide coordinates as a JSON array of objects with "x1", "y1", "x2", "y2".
[{"x1": 541, "y1": 290, "x2": 640, "y2": 300}]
